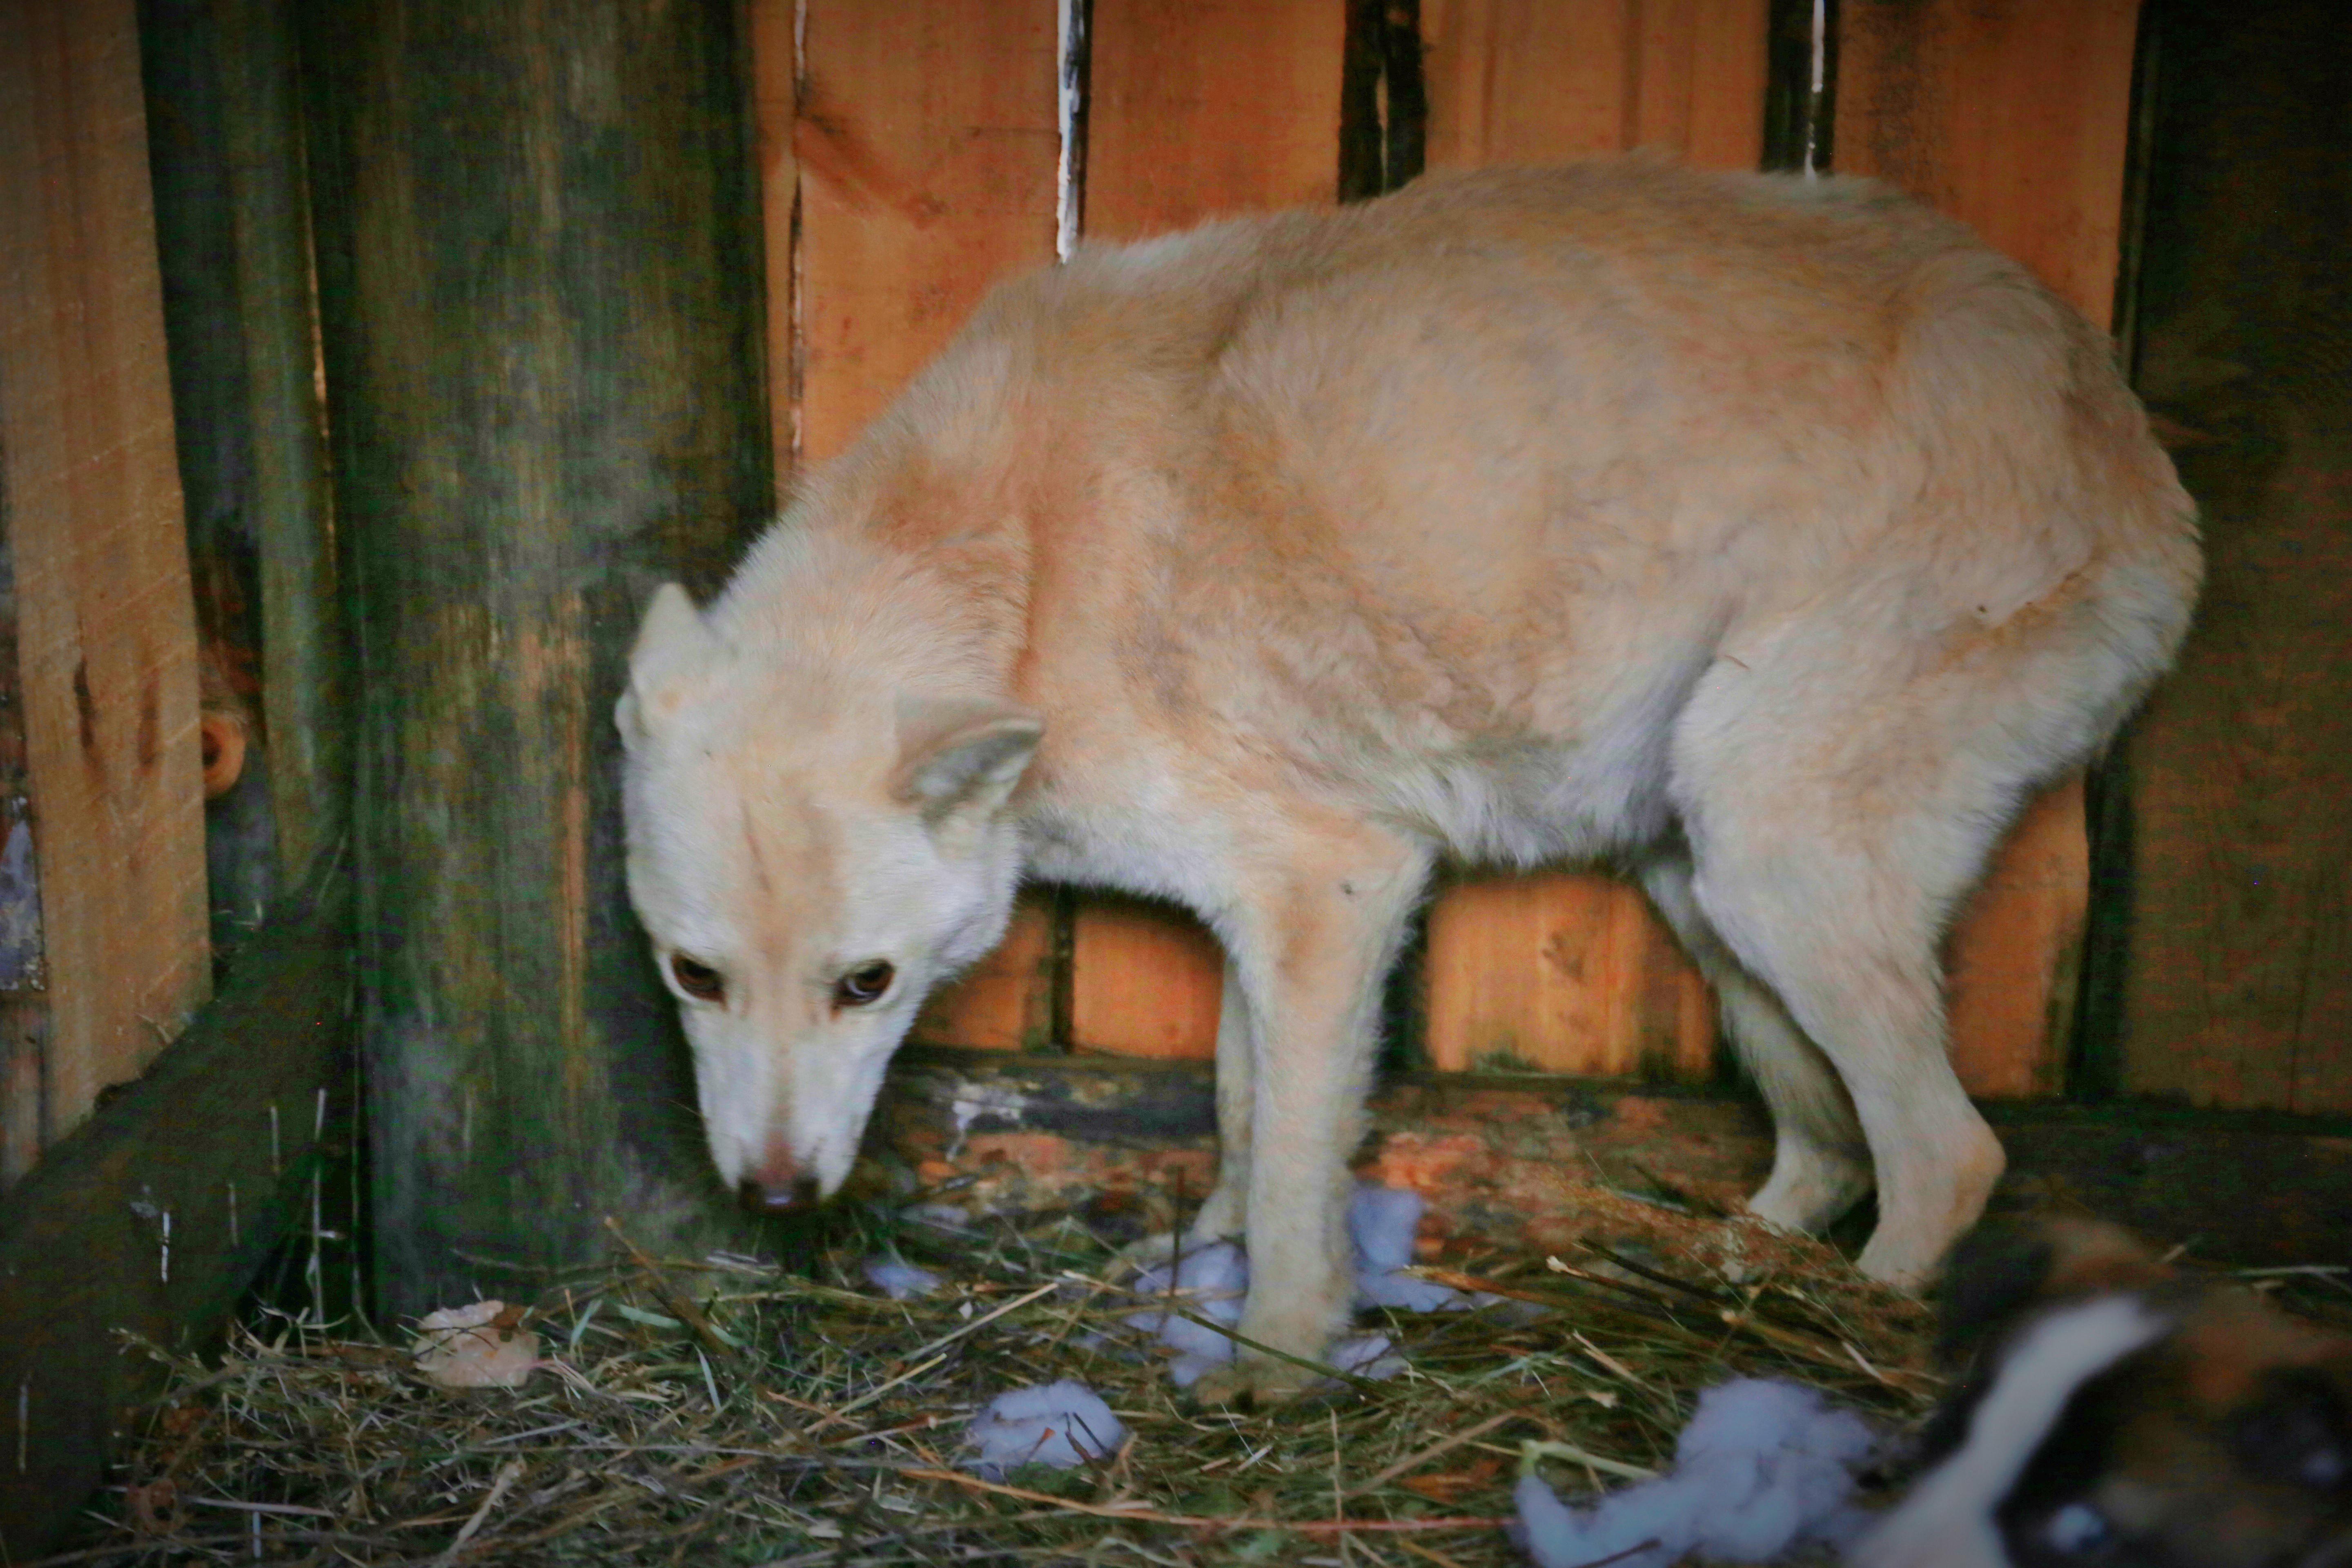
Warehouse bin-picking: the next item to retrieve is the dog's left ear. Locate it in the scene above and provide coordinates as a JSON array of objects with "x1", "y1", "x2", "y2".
[{"x1": 891, "y1": 695, "x2": 1043, "y2": 829}]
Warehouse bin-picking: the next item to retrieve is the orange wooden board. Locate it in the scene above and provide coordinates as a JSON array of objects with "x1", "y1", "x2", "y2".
[
  {"x1": 1836, "y1": 0, "x2": 2143, "y2": 1096},
  {"x1": 909, "y1": 891, "x2": 1058, "y2": 1053},
  {"x1": 1062, "y1": 0, "x2": 1349, "y2": 1058},
  {"x1": 1068, "y1": 894, "x2": 1226, "y2": 1060},
  {"x1": 1425, "y1": 873, "x2": 1715, "y2": 1080},
  {"x1": 1422, "y1": 0, "x2": 1769, "y2": 173},
  {"x1": 0, "y1": 0, "x2": 211, "y2": 1156},
  {"x1": 1084, "y1": 0, "x2": 1348, "y2": 240},
  {"x1": 775, "y1": 0, "x2": 1060, "y2": 1048},
  {"x1": 1836, "y1": 0, "x2": 2142, "y2": 333},
  {"x1": 793, "y1": 0, "x2": 1062, "y2": 460}
]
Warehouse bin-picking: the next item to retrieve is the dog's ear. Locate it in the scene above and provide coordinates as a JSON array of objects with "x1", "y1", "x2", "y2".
[
  {"x1": 891, "y1": 695, "x2": 1043, "y2": 829},
  {"x1": 618, "y1": 584, "x2": 718, "y2": 746},
  {"x1": 2231, "y1": 1366, "x2": 2352, "y2": 1494},
  {"x1": 1937, "y1": 1223, "x2": 2062, "y2": 1368},
  {"x1": 1938, "y1": 1218, "x2": 2169, "y2": 1366}
]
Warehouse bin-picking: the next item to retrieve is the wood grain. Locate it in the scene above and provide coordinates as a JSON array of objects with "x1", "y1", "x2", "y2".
[
  {"x1": 0, "y1": 0, "x2": 212, "y2": 1151},
  {"x1": 1062, "y1": 0, "x2": 1348, "y2": 1058},
  {"x1": 1835, "y1": 0, "x2": 2143, "y2": 1096},
  {"x1": 303, "y1": 0, "x2": 775, "y2": 1313},
  {"x1": 1069, "y1": 894, "x2": 1226, "y2": 1060},
  {"x1": 1422, "y1": 0, "x2": 1769, "y2": 173},
  {"x1": 1416, "y1": 0, "x2": 1766, "y2": 1080},
  {"x1": 1085, "y1": 0, "x2": 1348, "y2": 240},
  {"x1": 910, "y1": 893, "x2": 1059, "y2": 1052},
  {"x1": 2116, "y1": 0, "x2": 2352, "y2": 1113},
  {"x1": 1835, "y1": 0, "x2": 2141, "y2": 332},
  {"x1": 1425, "y1": 872, "x2": 1715, "y2": 1080},
  {"x1": 794, "y1": 0, "x2": 1061, "y2": 460},
  {"x1": 784, "y1": 0, "x2": 1061, "y2": 1048}
]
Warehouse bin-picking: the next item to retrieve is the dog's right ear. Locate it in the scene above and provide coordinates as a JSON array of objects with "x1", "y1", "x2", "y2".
[
  {"x1": 617, "y1": 583, "x2": 717, "y2": 746},
  {"x1": 1938, "y1": 1223, "x2": 2062, "y2": 1368}
]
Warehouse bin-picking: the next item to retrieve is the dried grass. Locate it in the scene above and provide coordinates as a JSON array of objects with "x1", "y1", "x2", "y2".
[{"x1": 58, "y1": 1194, "x2": 1944, "y2": 1568}]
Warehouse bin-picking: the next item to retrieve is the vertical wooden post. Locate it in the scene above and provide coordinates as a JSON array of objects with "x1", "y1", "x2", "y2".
[
  {"x1": 303, "y1": 0, "x2": 775, "y2": 1312},
  {"x1": 1415, "y1": 0, "x2": 1766, "y2": 1080},
  {"x1": 1835, "y1": 0, "x2": 2142, "y2": 1098},
  {"x1": 777, "y1": 0, "x2": 1065, "y2": 1052},
  {"x1": 1061, "y1": 0, "x2": 1349, "y2": 1058},
  {"x1": 221, "y1": 0, "x2": 346, "y2": 893},
  {"x1": 0, "y1": 0, "x2": 212, "y2": 1172}
]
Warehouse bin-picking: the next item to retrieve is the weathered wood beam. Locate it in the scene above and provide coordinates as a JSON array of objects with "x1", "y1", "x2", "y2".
[
  {"x1": 874, "y1": 1048, "x2": 2352, "y2": 1271},
  {"x1": 299, "y1": 0, "x2": 778, "y2": 1316},
  {"x1": 0, "y1": 861, "x2": 352, "y2": 1561}
]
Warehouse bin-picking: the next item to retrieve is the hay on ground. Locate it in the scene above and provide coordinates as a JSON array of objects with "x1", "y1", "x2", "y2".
[{"x1": 60, "y1": 1194, "x2": 1951, "y2": 1568}]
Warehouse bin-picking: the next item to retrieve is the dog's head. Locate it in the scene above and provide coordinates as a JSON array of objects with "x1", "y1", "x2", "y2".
[
  {"x1": 1859, "y1": 1216, "x2": 2352, "y2": 1568},
  {"x1": 616, "y1": 581, "x2": 1040, "y2": 1210}
]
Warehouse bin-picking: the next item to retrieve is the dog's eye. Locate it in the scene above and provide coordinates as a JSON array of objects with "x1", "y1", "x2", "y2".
[
  {"x1": 2042, "y1": 1502, "x2": 2112, "y2": 1555},
  {"x1": 835, "y1": 960, "x2": 895, "y2": 1008},
  {"x1": 670, "y1": 953, "x2": 725, "y2": 1003}
]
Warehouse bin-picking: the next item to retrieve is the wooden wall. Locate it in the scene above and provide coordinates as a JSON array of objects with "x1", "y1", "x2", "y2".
[
  {"x1": 2115, "y1": 0, "x2": 2352, "y2": 1115},
  {"x1": 0, "y1": 0, "x2": 212, "y2": 1187},
  {"x1": 747, "y1": 0, "x2": 2155, "y2": 1100}
]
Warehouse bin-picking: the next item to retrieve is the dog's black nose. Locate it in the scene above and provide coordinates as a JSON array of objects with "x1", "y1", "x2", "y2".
[{"x1": 739, "y1": 1174, "x2": 822, "y2": 1215}]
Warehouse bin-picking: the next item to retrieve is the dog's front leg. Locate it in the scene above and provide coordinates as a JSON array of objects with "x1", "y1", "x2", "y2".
[{"x1": 1192, "y1": 827, "x2": 1430, "y2": 1406}]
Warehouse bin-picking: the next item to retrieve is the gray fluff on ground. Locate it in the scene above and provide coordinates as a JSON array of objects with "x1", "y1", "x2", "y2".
[
  {"x1": 962, "y1": 1380, "x2": 1127, "y2": 1476},
  {"x1": 1121, "y1": 1184, "x2": 1481, "y2": 1386},
  {"x1": 1514, "y1": 1378, "x2": 1880, "y2": 1568}
]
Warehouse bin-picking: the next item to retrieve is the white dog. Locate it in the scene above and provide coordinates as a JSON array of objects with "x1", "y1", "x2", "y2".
[{"x1": 618, "y1": 155, "x2": 2199, "y2": 1403}]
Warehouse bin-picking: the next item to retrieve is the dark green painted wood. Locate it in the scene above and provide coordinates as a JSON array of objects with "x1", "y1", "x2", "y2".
[
  {"x1": 300, "y1": 0, "x2": 777, "y2": 1316},
  {"x1": 0, "y1": 860, "x2": 352, "y2": 1561}
]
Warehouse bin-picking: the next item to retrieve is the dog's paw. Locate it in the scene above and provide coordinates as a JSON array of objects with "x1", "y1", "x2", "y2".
[{"x1": 1189, "y1": 1354, "x2": 1322, "y2": 1409}]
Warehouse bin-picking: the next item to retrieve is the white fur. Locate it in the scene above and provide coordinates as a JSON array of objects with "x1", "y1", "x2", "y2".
[{"x1": 619, "y1": 158, "x2": 2200, "y2": 1396}]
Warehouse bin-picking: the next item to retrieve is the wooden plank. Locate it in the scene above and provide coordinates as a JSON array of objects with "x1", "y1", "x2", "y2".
[
  {"x1": 1085, "y1": 0, "x2": 1348, "y2": 240},
  {"x1": 1835, "y1": 0, "x2": 2143, "y2": 1097},
  {"x1": 0, "y1": 0, "x2": 212, "y2": 1151},
  {"x1": 1426, "y1": 873, "x2": 1713, "y2": 1079},
  {"x1": 1836, "y1": 0, "x2": 2141, "y2": 332},
  {"x1": 2116, "y1": 0, "x2": 2352, "y2": 1113},
  {"x1": 786, "y1": 0, "x2": 1061, "y2": 1048},
  {"x1": 301, "y1": 0, "x2": 775, "y2": 1315},
  {"x1": 1068, "y1": 893, "x2": 1225, "y2": 1059},
  {"x1": 1064, "y1": 0, "x2": 1347, "y2": 1058},
  {"x1": 877, "y1": 1047, "x2": 2352, "y2": 1274},
  {"x1": 909, "y1": 893, "x2": 1058, "y2": 1052},
  {"x1": 1415, "y1": 1, "x2": 1766, "y2": 1079},
  {"x1": 794, "y1": 0, "x2": 1061, "y2": 459},
  {"x1": 0, "y1": 862, "x2": 351, "y2": 1561},
  {"x1": 1421, "y1": 0, "x2": 1768, "y2": 173},
  {"x1": 218, "y1": 0, "x2": 346, "y2": 894}
]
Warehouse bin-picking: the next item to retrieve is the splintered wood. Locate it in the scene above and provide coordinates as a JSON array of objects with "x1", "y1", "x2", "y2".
[{"x1": 0, "y1": 0, "x2": 211, "y2": 1161}]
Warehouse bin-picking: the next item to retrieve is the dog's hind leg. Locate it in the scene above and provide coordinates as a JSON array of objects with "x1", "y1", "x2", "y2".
[
  {"x1": 1640, "y1": 854, "x2": 1875, "y2": 1234},
  {"x1": 1669, "y1": 637, "x2": 2049, "y2": 1288},
  {"x1": 1189, "y1": 955, "x2": 1255, "y2": 1245}
]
